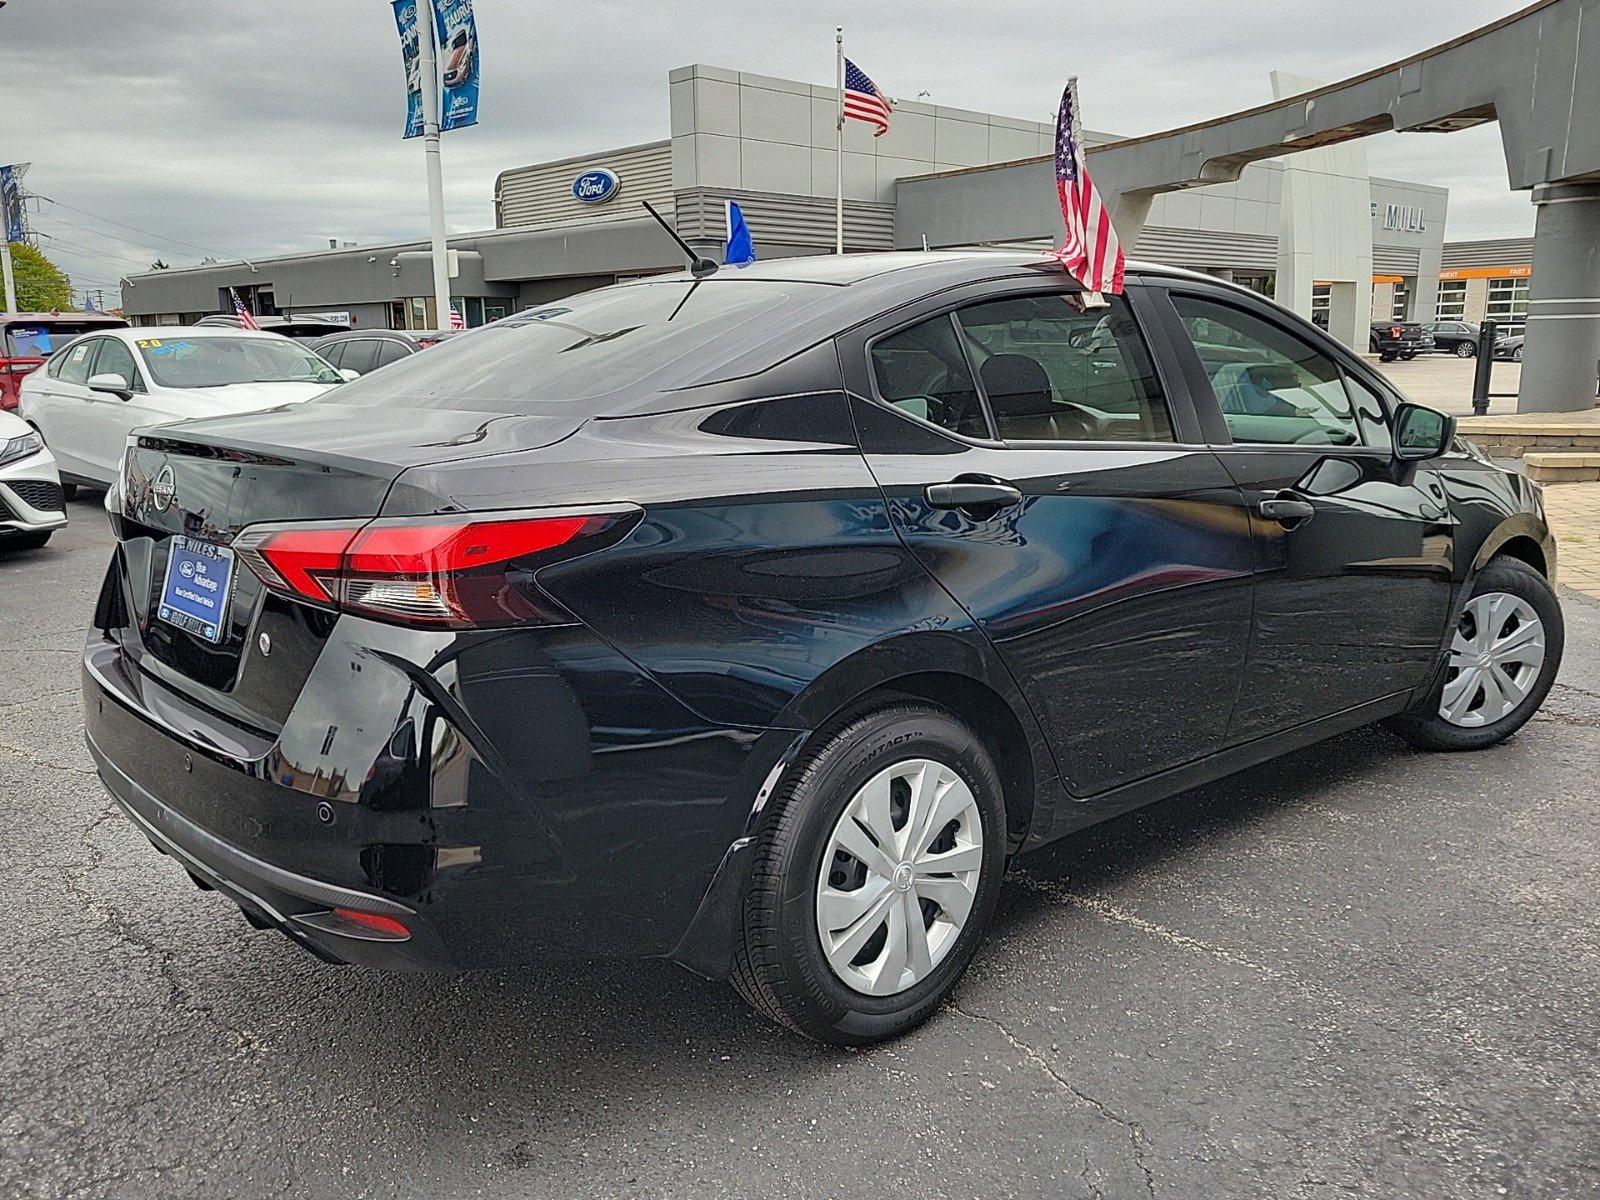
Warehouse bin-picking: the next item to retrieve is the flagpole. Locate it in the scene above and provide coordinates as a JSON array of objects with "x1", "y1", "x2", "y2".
[
  {"x1": 417, "y1": 9, "x2": 453, "y2": 329},
  {"x1": 834, "y1": 27, "x2": 844, "y2": 255}
]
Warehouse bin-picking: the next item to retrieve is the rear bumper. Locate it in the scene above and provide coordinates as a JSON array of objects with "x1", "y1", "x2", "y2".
[{"x1": 82, "y1": 594, "x2": 800, "y2": 975}]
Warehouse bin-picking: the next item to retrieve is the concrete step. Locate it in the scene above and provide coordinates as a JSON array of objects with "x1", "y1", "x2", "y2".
[
  {"x1": 1455, "y1": 418, "x2": 1600, "y2": 459},
  {"x1": 1524, "y1": 452, "x2": 1600, "y2": 483}
]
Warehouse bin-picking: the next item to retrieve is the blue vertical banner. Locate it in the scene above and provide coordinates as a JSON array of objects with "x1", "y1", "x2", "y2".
[
  {"x1": 725, "y1": 200, "x2": 756, "y2": 265},
  {"x1": 391, "y1": 1, "x2": 424, "y2": 139},
  {"x1": 0, "y1": 165, "x2": 24, "y2": 244},
  {"x1": 430, "y1": 0, "x2": 480, "y2": 132}
]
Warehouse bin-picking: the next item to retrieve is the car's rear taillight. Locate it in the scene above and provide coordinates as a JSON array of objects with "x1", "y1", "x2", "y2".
[{"x1": 233, "y1": 505, "x2": 640, "y2": 629}]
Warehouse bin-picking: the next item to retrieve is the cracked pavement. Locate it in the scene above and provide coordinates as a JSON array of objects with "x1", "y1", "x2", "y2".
[{"x1": 3, "y1": 503, "x2": 1599, "y2": 1199}]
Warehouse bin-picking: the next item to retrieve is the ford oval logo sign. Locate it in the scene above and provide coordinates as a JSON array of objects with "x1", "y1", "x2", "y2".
[{"x1": 572, "y1": 168, "x2": 620, "y2": 204}]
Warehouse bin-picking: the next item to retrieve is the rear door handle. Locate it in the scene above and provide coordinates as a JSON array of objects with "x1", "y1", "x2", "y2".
[
  {"x1": 925, "y1": 480, "x2": 1023, "y2": 510},
  {"x1": 1257, "y1": 495, "x2": 1316, "y2": 525}
]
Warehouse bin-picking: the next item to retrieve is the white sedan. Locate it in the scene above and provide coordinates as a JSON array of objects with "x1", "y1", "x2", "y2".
[
  {"x1": 0, "y1": 406, "x2": 69, "y2": 550},
  {"x1": 18, "y1": 326, "x2": 349, "y2": 491}
]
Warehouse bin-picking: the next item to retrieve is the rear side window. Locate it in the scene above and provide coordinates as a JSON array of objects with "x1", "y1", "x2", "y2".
[
  {"x1": 5, "y1": 321, "x2": 119, "y2": 358},
  {"x1": 954, "y1": 294, "x2": 1172, "y2": 443},
  {"x1": 57, "y1": 339, "x2": 99, "y2": 385},
  {"x1": 1173, "y1": 295, "x2": 1363, "y2": 447},
  {"x1": 869, "y1": 316, "x2": 988, "y2": 439},
  {"x1": 373, "y1": 340, "x2": 412, "y2": 368}
]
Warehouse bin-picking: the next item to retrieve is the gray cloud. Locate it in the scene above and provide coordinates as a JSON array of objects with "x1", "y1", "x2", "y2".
[{"x1": 0, "y1": 0, "x2": 1535, "y2": 296}]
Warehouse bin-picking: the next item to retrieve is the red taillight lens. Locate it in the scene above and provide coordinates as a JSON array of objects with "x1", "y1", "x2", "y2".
[
  {"x1": 332, "y1": 908, "x2": 411, "y2": 939},
  {"x1": 1391, "y1": 326, "x2": 1404, "y2": 338},
  {"x1": 234, "y1": 506, "x2": 639, "y2": 629}
]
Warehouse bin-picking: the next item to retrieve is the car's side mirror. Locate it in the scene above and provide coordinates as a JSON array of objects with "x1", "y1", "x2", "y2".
[
  {"x1": 87, "y1": 372, "x2": 132, "y2": 400},
  {"x1": 1393, "y1": 402, "x2": 1454, "y2": 461},
  {"x1": 338, "y1": 368, "x2": 361, "y2": 382}
]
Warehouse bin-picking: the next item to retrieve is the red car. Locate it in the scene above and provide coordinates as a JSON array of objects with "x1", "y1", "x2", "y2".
[{"x1": 0, "y1": 312, "x2": 128, "y2": 410}]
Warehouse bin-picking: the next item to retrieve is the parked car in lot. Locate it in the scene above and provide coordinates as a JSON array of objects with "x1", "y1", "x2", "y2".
[
  {"x1": 1369, "y1": 320, "x2": 1434, "y2": 361},
  {"x1": 193, "y1": 314, "x2": 353, "y2": 342},
  {"x1": 0, "y1": 311, "x2": 128, "y2": 410},
  {"x1": 19, "y1": 326, "x2": 345, "y2": 493},
  {"x1": 0, "y1": 406, "x2": 68, "y2": 549},
  {"x1": 308, "y1": 329, "x2": 460, "y2": 377},
  {"x1": 85, "y1": 252, "x2": 1563, "y2": 1045},
  {"x1": 1423, "y1": 319, "x2": 1481, "y2": 357},
  {"x1": 1495, "y1": 333, "x2": 1525, "y2": 361}
]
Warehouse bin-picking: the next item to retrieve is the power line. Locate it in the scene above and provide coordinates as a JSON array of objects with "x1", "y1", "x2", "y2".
[
  {"x1": 31, "y1": 195, "x2": 244, "y2": 261},
  {"x1": 33, "y1": 233, "x2": 157, "y2": 272}
]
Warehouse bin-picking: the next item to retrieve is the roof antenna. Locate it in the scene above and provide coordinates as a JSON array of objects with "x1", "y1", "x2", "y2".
[{"x1": 641, "y1": 200, "x2": 719, "y2": 278}]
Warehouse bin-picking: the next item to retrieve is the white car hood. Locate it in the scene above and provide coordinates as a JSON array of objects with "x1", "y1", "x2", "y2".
[
  {"x1": 169, "y1": 381, "x2": 336, "y2": 412},
  {"x1": 0, "y1": 407, "x2": 32, "y2": 439}
]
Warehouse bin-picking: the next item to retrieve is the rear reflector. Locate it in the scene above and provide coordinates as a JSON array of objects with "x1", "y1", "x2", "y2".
[
  {"x1": 332, "y1": 908, "x2": 412, "y2": 939},
  {"x1": 234, "y1": 505, "x2": 641, "y2": 629}
]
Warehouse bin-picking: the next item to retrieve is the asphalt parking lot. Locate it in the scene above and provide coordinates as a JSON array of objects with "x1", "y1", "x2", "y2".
[{"x1": 3, "y1": 501, "x2": 1598, "y2": 1200}]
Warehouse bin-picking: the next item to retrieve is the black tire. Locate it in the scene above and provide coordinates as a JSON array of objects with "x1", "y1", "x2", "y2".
[
  {"x1": 1, "y1": 531, "x2": 52, "y2": 550},
  {"x1": 1386, "y1": 557, "x2": 1563, "y2": 752},
  {"x1": 1380, "y1": 351, "x2": 1398, "y2": 362},
  {"x1": 731, "y1": 702, "x2": 1007, "y2": 1045},
  {"x1": 1400, "y1": 352, "x2": 1418, "y2": 361},
  {"x1": 1454, "y1": 341, "x2": 1476, "y2": 358}
]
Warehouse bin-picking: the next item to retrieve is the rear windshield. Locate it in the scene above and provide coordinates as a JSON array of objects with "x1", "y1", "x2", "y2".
[
  {"x1": 4, "y1": 322, "x2": 119, "y2": 358},
  {"x1": 316, "y1": 280, "x2": 808, "y2": 413},
  {"x1": 134, "y1": 335, "x2": 342, "y2": 388}
]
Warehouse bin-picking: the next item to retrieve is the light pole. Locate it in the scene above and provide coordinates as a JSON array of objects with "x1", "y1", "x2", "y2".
[{"x1": 416, "y1": 13, "x2": 452, "y2": 329}]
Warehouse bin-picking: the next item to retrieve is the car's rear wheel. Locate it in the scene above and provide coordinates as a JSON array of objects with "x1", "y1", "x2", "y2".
[
  {"x1": 1400, "y1": 351, "x2": 1418, "y2": 360},
  {"x1": 1454, "y1": 341, "x2": 1476, "y2": 358},
  {"x1": 1380, "y1": 351, "x2": 1398, "y2": 362},
  {"x1": 731, "y1": 702, "x2": 1006, "y2": 1045},
  {"x1": 1387, "y1": 558, "x2": 1563, "y2": 751},
  {"x1": 1512, "y1": 345, "x2": 1524, "y2": 362}
]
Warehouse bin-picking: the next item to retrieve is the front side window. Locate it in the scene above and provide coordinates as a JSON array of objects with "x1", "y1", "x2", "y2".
[
  {"x1": 954, "y1": 294, "x2": 1172, "y2": 443},
  {"x1": 134, "y1": 336, "x2": 342, "y2": 389},
  {"x1": 869, "y1": 315, "x2": 987, "y2": 438},
  {"x1": 92, "y1": 338, "x2": 145, "y2": 392},
  {"x1": 1173, "y1": 295, "x2": 1364, "y2": 447},
  {"x1": 57, "y1": 338, "x2": 100, "y2": 386}
]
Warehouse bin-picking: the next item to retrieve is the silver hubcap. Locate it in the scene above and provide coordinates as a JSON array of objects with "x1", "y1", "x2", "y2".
[
  {"x1": 1440, "y1": 592, "x2": 1546, "y2": 727},
  {"x1": 815, "y1": 758, "x2": 984, "y2": 996}
]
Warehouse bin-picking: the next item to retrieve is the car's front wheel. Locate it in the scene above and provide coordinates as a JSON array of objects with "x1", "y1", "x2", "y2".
[
  {"x1": 731, "y1": 702, "x2": 1006, "y2": 1045},
  {"x1": 1387, "y1": 557, "x2": 1563, "y2": 751}
]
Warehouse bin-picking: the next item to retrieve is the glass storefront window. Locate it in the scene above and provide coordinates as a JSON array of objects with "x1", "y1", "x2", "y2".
[
  {"x1": 1436, "y1": 280, "x2": 1467, "y2": 320},
  {"x1": 1486, "y1": 278, "x2": 1528, "y2": 335},
  {"x1": 1391, "y1": 284, "x2": 1409, "y2": 321}
]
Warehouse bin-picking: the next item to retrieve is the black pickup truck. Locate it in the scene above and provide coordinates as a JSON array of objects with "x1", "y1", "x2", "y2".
[{"x1": 1369, "y1": 320, "x2": 1435, "y2": 362}]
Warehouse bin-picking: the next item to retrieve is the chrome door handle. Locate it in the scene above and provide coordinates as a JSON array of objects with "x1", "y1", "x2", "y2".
[
  {"x1": 925, "y1": 480, "x2": 1023, "y2": 510},
  {"x1": 1257, "y1": 495, "x2": 1316, "y2": 525}
]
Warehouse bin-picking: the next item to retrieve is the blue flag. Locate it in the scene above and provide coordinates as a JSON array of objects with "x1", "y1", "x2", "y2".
[
  {"x1": 391, "y1": 2, "x2": 424, "y2": 139},
  {"x1": 725, "y1": 200, "x2": 756, "y2": 265},
  {"x1": 0, "y1": 165, "x2": 24, "y2": 243},
  {"x1": 431, "y1": 0, "x2": 480, "y2": 132}
]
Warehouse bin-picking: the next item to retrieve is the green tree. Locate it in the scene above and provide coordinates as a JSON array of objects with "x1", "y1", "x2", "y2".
[{"x1": 6, "y1": 241, "x2": 72, "y2": 311}]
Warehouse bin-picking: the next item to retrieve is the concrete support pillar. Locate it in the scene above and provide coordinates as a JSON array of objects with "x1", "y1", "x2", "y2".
[{"x1": 1518, "y1": 183, "x2": 1600, "y2": 414}]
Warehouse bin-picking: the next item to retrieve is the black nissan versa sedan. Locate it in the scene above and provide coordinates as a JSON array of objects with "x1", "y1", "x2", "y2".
[{"x1": 85, "y1": 252, "x2": 1562, "y2": 1045}]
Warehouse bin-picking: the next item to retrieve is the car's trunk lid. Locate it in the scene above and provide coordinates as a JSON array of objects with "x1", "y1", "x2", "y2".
[{"x1": 108, "y1": 401, "x2": 587, "y2": 733}]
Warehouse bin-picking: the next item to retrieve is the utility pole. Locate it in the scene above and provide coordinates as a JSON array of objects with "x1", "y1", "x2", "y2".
[
  {"x1": 416, "y1": 13, "x2": 453, "y2": 329},
  {"x1": 1, "y1": 242, "x2": 15, "y2": 315}
]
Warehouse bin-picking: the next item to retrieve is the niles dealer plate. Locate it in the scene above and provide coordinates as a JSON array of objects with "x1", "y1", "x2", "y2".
[{"x1": 156, "y1": 535, "x2": 235, "y2": 644}]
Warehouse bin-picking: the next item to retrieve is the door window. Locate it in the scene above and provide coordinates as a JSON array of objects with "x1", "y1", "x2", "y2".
[
  {"x1": 337, "y1": 340, "x2": 382, "y2": 376},
  {"x1": 92, "y1": 339, "x2": 145, "y2": 393},
  {"x1": 58, "y1": 339, "x2": 100, "y2": 385},
  {"x1": 954, "y1": 294, "x2": 1172, "y2": 443},
  {"x1": 318, "y1": 342, "x2": 346, "y2": 369},
  {"x1": 869, "y1": 315, "x2": 989, "y2": 439},
  {"x1": 373, "y1": 339, "x2": 412, "y2": 368},
  {"x1": 1173, "y1": 295, "x2": 1364, "y2": 447}
]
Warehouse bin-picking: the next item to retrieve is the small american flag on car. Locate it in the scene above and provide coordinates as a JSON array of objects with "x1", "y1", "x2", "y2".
[
  {"x1": 1052, "y1": 79, "x2": 1124, "y2": 295},
  {"x1": 229, "y1": 288, "x2": 260, "y2": 331},
  {"x1": 843, "y1": 58, "x2": 892, "y2": 136}
]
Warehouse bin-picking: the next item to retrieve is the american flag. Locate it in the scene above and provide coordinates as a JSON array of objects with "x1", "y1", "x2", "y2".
[
  {"x1": 842, "y1": 58, "x2": 892, "y2": 136},
  {"x1": 229, "y1": 287, "x2": 260, "y2": 331},
  {"x1": 1052, "y1": 80, "x2": 1124, "y2": 295},
  {"x1": 448, "y1": 305, "x2": 466, "y2": 330}
]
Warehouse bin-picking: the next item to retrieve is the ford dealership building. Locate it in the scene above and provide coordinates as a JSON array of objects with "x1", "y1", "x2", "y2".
[{"x1": 122, "y1": 63, "x2": 1477, "y2": 345}]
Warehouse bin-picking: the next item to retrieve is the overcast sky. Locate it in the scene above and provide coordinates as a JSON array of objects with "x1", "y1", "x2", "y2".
[{"x1": 1, "y1": 0, "x2": 1536, "y2": 300}]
